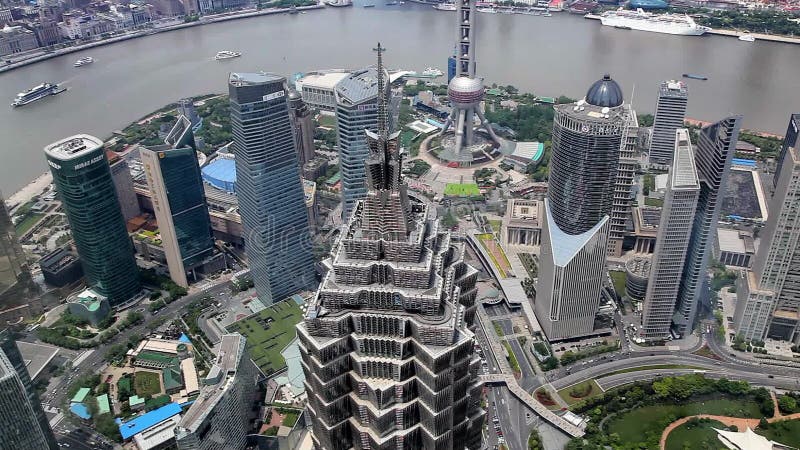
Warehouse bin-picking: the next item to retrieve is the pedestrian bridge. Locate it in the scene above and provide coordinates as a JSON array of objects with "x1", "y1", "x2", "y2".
[{"x1": 479, "y1": 374, "x2": 585, "y2": 438}]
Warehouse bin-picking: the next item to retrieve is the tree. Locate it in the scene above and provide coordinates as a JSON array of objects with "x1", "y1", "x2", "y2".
[
  {"x1": 759, "y1": 417, "x2": 769, "y2": 429},
  {"x1": 779, "y1": 395, "x2": 798, "y2": 414},
  {"x1": 95, "y1": 414, "x2": 122, "y2": 442},
  {"x1": 104, "y1": 344, "x2": 127, "y2": 364}
]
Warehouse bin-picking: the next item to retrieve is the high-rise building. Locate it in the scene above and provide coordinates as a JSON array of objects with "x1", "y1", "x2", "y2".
[
  {"x1": 548, "y1": 75, "x2": 625, "y2": 235},
  {"x1": 299, "y1": 45, "x2": 484, "y2": 450},
  {"x1": 140, "y1": 116, "x2": 215, "y2": 288},
  {"x1": 334, "y1": 67, "x2": 382, "y2": 220},
  {"x1": 0, "y1": 193, "x2": 33, "y2": 307},
  {"x1": 109, "y1": 157, "x2": 141, "y2": 222},
  {"x1": 609, "y1": 103, "x2": 639, "y2": 256},
  {"x1": 440, "y1": 0, "x2": 500, "y2": 160},
  {"x1": 288, "y1": 89, "x2": 316, "y2": 169},
  {"x1": 735, "y1": 121, "x2": 800, "y2": 342},
  {"x1": 0, "y1": 329, "x2": 59, "y2": 450},
  {"x1": 648, "y1": 80, "x2": 688, "y2": 167},
  {"x1": 537, "y1": 200, "x2": 610, "y2": 340},
  {"x1": 773, "y1": 114, "x2": 800, "y2": 190},
  {"x1": 44, "y1": 135, "x2": 141, "y2": 306},
  {"x1": 640, "y1": 129, "x2": 700, "y2": 341},
  {"x1": 534, "y1": 75, "x2": 625, "y2": 341},
  {"x1": 175, "y1": 333, "x2": 259, "y2": 450},
  {"x1": 673, "y1": 116, "x2": 742, "y2": 336},
  {"x1": 229, "y1": 73, "x2": 316, "y2": 304}
]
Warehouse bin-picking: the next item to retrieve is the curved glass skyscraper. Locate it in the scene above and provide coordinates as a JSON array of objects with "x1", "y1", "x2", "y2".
[{"x1": 44, "y1": 135, "x2": 140, "y2": 306}]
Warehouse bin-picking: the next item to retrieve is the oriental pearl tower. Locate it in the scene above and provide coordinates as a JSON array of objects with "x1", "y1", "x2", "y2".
[{"x1": 440, "y1": 0, "x2": 501, "y2": 163}]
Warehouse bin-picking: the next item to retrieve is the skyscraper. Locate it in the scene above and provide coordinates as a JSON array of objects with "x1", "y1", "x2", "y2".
[
  {"x1": 609, "y1": 103, "x2": 639, "y2": 256},
  {"x1": 175, "y1": 333, "x2": 259, "y2": 450},
  {"x1": 641, "y1": 129, "x2": 700, "y2": 341},
  {"x1": 440, "y1": 0, "x2": 500, "y2": 160},
  {"x1": 299, "y1": 45, "x2": 484, "y2": 450},
  {"x1": 334, "y1": 67, "x2": 382, "y2": 220},
  {"x1": 535, "y1": 75, "x2": 625, "y2": 341},
  {"x1": 140, "y1": 116, "x2": 215, "y2": 288},
  {"x1": 0, "y1": 329, "x2": 59, "y2": 450},
  {"x1": 288, "y1": 89, "x2": 316, "y2": 169},
  {"x1": 648, "y1": 80, "x2": 688, "y2": 167},
  {"x1": 229, "y1": 73, "x2": 316, "y2": 303},
  {"x1": 673, "y1": 116, "x2": 742, "y2": 336},
  {"x1": 44, "y1": 135, "x2": 140, "y2": 306},
  {"x1": 735, "y1": 120, "x2": 800, "y2": 342},
  {"x1": 0, "y1": 193, "x2": 34, "y2": 307},
  {"x1": 773, "y1": 114, "x2": 800, "y2": 190}
]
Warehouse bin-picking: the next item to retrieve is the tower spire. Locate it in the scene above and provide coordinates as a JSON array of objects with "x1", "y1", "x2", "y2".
[{"x1": 373, "y1": 42, "x2": 389, "y2": 136}]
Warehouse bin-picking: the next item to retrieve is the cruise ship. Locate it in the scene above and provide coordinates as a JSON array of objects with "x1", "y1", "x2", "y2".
[
  {"x1": 11, "y1": 82, "x2": 66, "y2": 107},
  {"x1": 599, "y1": 8, "x2": 710, "y2": 35}
]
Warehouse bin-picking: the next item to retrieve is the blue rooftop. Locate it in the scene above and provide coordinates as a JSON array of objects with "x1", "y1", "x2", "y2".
[
  {"x1": 118, "y1": 402, "x2": 182, "y2": 440},
  {"x1": 178, "y1": 333, "x2": 191, "y2": 343},
  {"x1": 202, "y1": 158, "x2": 237, "y2": 193},
  {"x1": 70, "y1": 402, "x2": 91, "y2": 420},
  {"x1": 732, "y1": 158, "x2": 757, "y2": 167}
]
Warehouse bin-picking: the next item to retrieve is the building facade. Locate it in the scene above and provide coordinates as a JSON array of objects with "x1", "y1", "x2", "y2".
[
  {"x1": 735, "y1": 125, "x2": 800, "y2": 342},
  {"x1": 673, "y1": 116, "x2": 742, "y2": 336},
  {"x1": 229, "y1": 73, "x2": 316, "y2": 304},
  {"x1": 547, "y1": 75, "x2": 624, "y2": 236},
  {"x1": 609, "y1": 104, "x2": 639, "y2": 256},
  {"x1": 289, "y1": 89, "x2": 315, "y2": 169},
  {"x1": 175, "y1": 334, "x2": 259, "y2": 450},
  {"x1": 0, "y1": 24, "x2": 39, "y2": 57},
  {"x1": 534, "y1": 75, "x2": 624, "y2": 341},
  {"x1": 335, "y1": 67, "x2": 382, "y2": 220},
  {"x1": 774, "y1": 114, "x2": 800, "y2": 190},
  {"x1": 536, "y1": 200, "x2": 610, "y2": 341},
  {"x1": 299, "y1": 53, "x2": 484, "y2": 449},
  {"x1": 0, "y1": 329, "x2": 59, "y2": 450},
  {"x1": 109, "y1": 156, "x2": 141, "y2": 222},
  {"x1": 640, "y1": 129, "x2": 700, "y2": 341},
  {"x1": 0, "y1": 194, "x2": 31, "y2": 306},
  {"x1": 44, "y1": 135, "x2": 141, "y2": 306},
  {"x1": 140, "y1": 116, "x2": 215, "y2": 288},
  {"x1": 648, "y1": 80, "x2": 688, "y2": 167}
]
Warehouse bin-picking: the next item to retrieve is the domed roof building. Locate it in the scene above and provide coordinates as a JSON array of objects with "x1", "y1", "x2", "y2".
[{"x1": 585, "y1": 74, "x2": 624, "y2": 108}]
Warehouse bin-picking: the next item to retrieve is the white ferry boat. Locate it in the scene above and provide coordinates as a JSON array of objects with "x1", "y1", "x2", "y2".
[
  {"x1": 73, "y1": 56, "x2": 94, "y2": 67},
  {"x1": 11, "y1": 82, "x2": 66, "y2": 107},
  {"x1": 215, "y1": 50, "x2": 241, "y2": 60},
  {"x1": 407, "y1": 67, "x2": 444, "y2": 78},
  {"x1": 324, "y1": 0, "x2": 352, "y2": 5},
  {"x1": 433, "y1": 2, "x2": 456, "y2": 10},
  {"x1": 738, "y1": 33, "x2": 756, "y2": 42},
  {"x1": 599, "y1": 8, "x2": 710, "y2": 36},
  {"x1": 477, "y1": 6, "x2": 497, "y2": 13}
]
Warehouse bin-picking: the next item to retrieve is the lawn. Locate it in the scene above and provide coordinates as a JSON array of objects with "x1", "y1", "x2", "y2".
[
  {"x1": 226, "y1": 299, "x2": 303, "y2": 375},
  {"x1": 645, "y1": 197, "x2": 664, "y2": 207},
  {"x1": 609, "y1": 270, "x2": 627, "y2": 297},
  {"x1": 133, "y1": 371, "x2": 162, "y2": 397},
  {"x1": 758, "y1": 419, "x2": 800, "y2": 448},
  {"x1": 488, "y1": 219, "x2": 502, "y2": 234},
  {"x1": 502, "y1": 341, "x2": 520, "y2": 373},
  {"x1": 557, "y1": 379, "x2": 603, "y2": 406},
  {"x1": 607, "y1": 398, "x2": 764, "y2": 447},
  {"x1": 665, "y1": 418, "x2": 727, "y2": 450},
  {"x1": 444, "y1": 183, "x2": 481, "y2": 197},
  {"x1": 15, "y1": 212, "x2": 44, "y2": 235}
]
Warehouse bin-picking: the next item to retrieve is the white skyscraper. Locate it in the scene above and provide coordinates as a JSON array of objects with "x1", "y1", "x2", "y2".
[{"x1": 641, "y1": 129, "x2": 700, "y2": 341}]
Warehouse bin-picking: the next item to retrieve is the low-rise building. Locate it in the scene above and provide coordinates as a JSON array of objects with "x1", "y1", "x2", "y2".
[
  {"x1": 66, "y1": 289, "x2": 111, "y2": 326},
  {"x1": 715, "y1": 228, "x2": 755, "y2": 268},
  {"x1": 39, "y1": 247, "x2": 83, "y2": 287},
  {"x1": 294, "y1": 71, "x2": 350, "y2": 111},
  {"x1": 501, "y1": 198, "x2": 542, "y2": 247},
  {"x1": 118, "y1": 402, "x2": 182, "y2": 445},
  {"x1": 0, "y1": 24, "x2": 39, "y2": 56}
]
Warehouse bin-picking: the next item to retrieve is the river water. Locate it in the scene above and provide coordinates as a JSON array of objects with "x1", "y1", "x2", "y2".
[{"x1": 1, "y1": 4, "x2": 798, "y2": 193}]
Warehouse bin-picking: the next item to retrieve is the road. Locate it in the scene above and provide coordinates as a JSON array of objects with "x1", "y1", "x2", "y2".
[{"x1": 39, "y1": 280, "x2": 231, "y2": 443}]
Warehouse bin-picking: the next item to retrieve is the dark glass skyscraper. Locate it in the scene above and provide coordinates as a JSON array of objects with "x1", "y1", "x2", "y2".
[
  {"x1": 0, "y1": 193, "x2": 36, "y2": 307},
  {"x1": 44, "y1": 135, "x2": 140, "y2": 306},
  {"x1": 547, "y1": 75, "x2": 625, "y2": 235},
  {"x1": 229, "y1": 73, "x2": 316, "y2": 303},
  {"x1": 140, "y1": 116, "x2": 215, "y2": 288},
  {"x1": 0, "y1": 329, "x2": 59, "y2": 449},
  {"x1": 674, "y1": 116, "x2": 742, "y2": 335}
]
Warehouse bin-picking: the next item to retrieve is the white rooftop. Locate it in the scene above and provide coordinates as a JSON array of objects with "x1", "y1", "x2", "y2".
[
  {"x1": 717, "y1": 228, "x2": 747, "y2": 254},
  {"x1": 714, "y1": 427, "x2": 784, "y2": 450},
  {"x1": 296, "y1": 71, "x2": 350, "y2": 90},
  {"x1": 44, "y1": 134, "x2": 104, "y2": 161},
  {"x1": 133, "y1": 415, "x2": 181, "y2": 450},
  {"x1": 671, "y1": 129, "x2": 700, "y2": 190}
]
